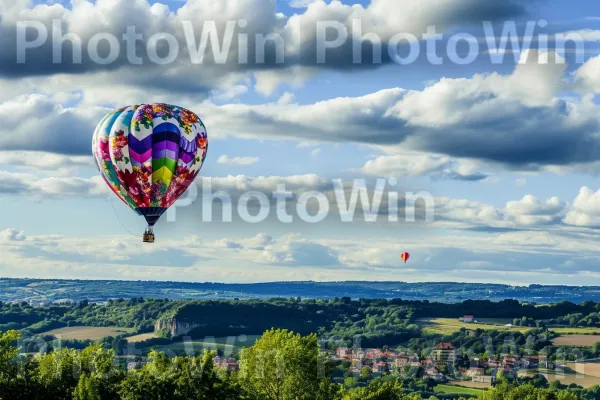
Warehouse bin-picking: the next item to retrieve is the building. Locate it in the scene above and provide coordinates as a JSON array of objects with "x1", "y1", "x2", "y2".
[
  {"x1": 336, "y1": 348, "x2": 352, "y2": 359},
  {"x1": 214, "y1": 357, "x2": 239, "y2": 371},
  {"x1": 473, "y1": 375, "x2": 495, "y2": 386},
  {"x1": 466, "y1": 367, "x2": 485, "y2": 377},
  {"x1": 431, "y1": 343, "x2": 456, "y2": 365},
  {"x1": 395, "y1": 356, "x2": 409, "y2": 368},
  {"x1": 461, "y1": 315, "x2": 475, "y2": 323},
  {"x1": 372, "y1": 361, "x2": 389, "y2": 373}
]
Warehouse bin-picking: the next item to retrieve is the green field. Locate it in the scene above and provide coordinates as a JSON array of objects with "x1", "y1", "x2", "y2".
[
  {"x1": 419, "y1": 318, "x2": 600, "y2": 336},
  {"x1": 434, "y1": 384, "x2": 484, "y2": 395},
  {"x1": 43, "y1": 326, "x2": 136, "y2": 341},
  {"x1": 418, "y1": 318, "x2": 532, "y2": 335},
  {"x1": 153, "y1": 335, "x2": 262, "y2": 355}
]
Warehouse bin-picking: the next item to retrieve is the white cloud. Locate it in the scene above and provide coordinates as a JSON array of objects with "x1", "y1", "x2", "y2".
[
  {"x1": 277, "y1": 92, "x2": 296, "y2": 105},
  {"x1": 0, "y1": 170, "x2": 106, "y2": 199},
  {"x1": 505, "y1": 195, "x2": 566, "y2": 226},
  {"x1": 0, "y1": 0, "x2": 530, "y2": 99},
  {"x1": 564, "y1": 187, "x2": 600, "y2": 227},
  {"x1": 0, "y1": 151, "x2": 93, "y2": 176},
  {"x1": 575, "y1": 55, "x2": 600, "y2": 94},
  {"x1": 359, "y1": 153, "x2": 488, "y2": 181},
  {"x1": 217, "y1": 155, "x2": 260, "y2": 166},
  {"x1": 0, "y1": 229, "x2": 26, "y2": 242},
  {"x1": 558, "y1": 29, "x2": 600, "y2": 42}
]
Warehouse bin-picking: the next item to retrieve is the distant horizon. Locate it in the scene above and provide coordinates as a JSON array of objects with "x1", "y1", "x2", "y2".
[{"x1": 2, "y1": 276, "x2": 599, "y2": 289}]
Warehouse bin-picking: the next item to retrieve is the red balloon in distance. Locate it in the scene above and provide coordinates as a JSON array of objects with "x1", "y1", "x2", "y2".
[{"x1": 401, "y1": 252, "x2": 410, "y2": 263}]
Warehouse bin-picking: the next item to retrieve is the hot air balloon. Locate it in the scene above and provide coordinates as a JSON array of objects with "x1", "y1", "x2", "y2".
[
  {"x1": 401, "y1": 252, "x2": 410, "y2": 263},
  {"x1": 92, "y1": 104, "x2": 208, "y2": 243}
]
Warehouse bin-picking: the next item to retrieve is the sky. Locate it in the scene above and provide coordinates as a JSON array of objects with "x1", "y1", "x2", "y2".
[{"x1": 1, "y1": 0, "x2": 600, "y2": 285}]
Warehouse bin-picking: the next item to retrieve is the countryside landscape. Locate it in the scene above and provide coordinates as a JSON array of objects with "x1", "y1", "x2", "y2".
[
  {"x1": 3, "y1": 279, "x2": 600, "y2": 398},
  {"x1": 2, "y1": 0, "x2": 600, "y2": 398}
]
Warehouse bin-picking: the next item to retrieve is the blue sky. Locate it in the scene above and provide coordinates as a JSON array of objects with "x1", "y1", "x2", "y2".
[{"x1": 2, "y1": 0, "x2": 600, "y2": 284}]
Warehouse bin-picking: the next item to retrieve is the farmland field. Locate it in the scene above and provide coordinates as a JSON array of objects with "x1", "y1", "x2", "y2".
[
  {"x1": 522, "y1": 368, "x2": 600, "y2": 388},
  {"x1": 419, "y1": 318, "x2": 600, "y2": 336},
  {"x1": 449, "y1": 380, "x2": 493, "y2": 390},
  {"x1": 434, "y1": 384, "x2": 484, "y2": 395},
  {"x1": 126, "y1": 332, "x2": 157, "y2": 343},
  {"x1": 154, "y1": 335, "x2": 262, "y2": 355},
  {"x1": 552, "y1": 335, "x2": 600, "y2": 347},
  {"x1": 551, "y1": 327, "x2": 600, "y2": 335},
  {"x1": 565, "y1": 362, "x2": 600, "y2": 378},
  {"x1": 43, "y1": 326, "x2": 135, "y2": 341},
  {"x1": 418, "y1": 318, "x2": 531, "y2": 335}
]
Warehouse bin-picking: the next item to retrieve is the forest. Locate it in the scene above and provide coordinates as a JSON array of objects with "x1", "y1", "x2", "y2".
[{"x1": 5, "y1": 297, "x2": 600, "y2": 350}]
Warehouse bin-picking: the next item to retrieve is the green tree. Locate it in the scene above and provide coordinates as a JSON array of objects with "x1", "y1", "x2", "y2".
[
  {"x1": 240, "y1": 329, "x2": 339, "y2": 400},
  {"x1": 360, "y1": 367, "x2": 373, "y2": 379},
  {"x1": 73, "y1": 373, "x2": 101, "y2": 400}
]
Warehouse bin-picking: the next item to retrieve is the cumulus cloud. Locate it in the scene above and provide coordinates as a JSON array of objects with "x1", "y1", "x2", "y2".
[
  {"x1": 358, "y1": 153, "x2": 488, "y2": 181},
  {"x1": 505, "y1": 195, "x2": 567, "y2": 226},
  {"x1": 217, "y1": 155, "x2": 260, "y2": 166},
  {"x1": 0, "y1": 151, "x2": 93, "y2": 176},
  {"x1": 255, "y1": 234, "x2": 341, "y2": 267},
  {"x1": 0, "y1": 0, "x2": 533, "y2": 83},
  {"x1": 0, "y1": 228, "x2": 26, "y2": 242},
  {"x1": 0, "y1": 170, "x2": 106, "y2": 198},
  {"x1": 564, "y1": 187, "x2": 600, "y2": 228},
  {"x1": 1, "y1": 49, "x2": 598, "y2": 176},
  {"x1": 575, "y1": 55, "x2": 600, "y2": 94}
]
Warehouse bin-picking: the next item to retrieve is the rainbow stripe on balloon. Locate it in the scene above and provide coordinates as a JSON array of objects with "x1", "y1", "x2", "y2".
[{"x1": 92, "y1": 104, "x2": 208, "y2": 227}]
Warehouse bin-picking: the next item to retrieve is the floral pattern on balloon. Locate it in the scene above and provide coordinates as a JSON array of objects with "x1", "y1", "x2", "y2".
[{"x1": 92, "y1": 103, "x2": 208, "y2": 220}]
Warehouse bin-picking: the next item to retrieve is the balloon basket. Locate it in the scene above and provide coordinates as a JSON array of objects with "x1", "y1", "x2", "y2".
[{"x1": 143, "y1": 227, "x2": 155, "y2": 243}]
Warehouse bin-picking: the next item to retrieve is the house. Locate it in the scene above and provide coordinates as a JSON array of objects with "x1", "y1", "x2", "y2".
[
  {"x1": 473, "y1": 375, "x2": 495, "y2": 386},
  {"x1": 372, "y1": 361, "x2": 388, "y2": 373},
  {"x1": 336, "y1": 348, "x2": 352, "y2": 359},
  {"x1": 466, "y1": 367, "x2": 485, "y2": 377},
  {"x1": 521, "y1": 355, "x2": 547, "y2": 369},
  {"x1": 432, "y1": 343, "x2": 456, "y2": 365},
  {"x1": 214, "y1": 357, "x2": 239, "y2": 371},
  {"x1": 461, "y1": 315, "x2": 475, "y2": 323},
  {"x1": 365, "y1": 349, "x2": 384, "y2": 360},
  {"x1": 395, "y1": 356, "x2": 409, "y2": 368}
]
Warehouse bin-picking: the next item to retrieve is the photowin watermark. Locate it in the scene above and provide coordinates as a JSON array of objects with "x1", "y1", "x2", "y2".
[
  {"x1": 165, "y1": 177, "x2": 435, "y2": 224},
  {"x1": 16, "y1": 331, "x2": 596, "y2": 382},
  {"x1": 15, "y1": 18, "x2": 589, "y2": 66}
]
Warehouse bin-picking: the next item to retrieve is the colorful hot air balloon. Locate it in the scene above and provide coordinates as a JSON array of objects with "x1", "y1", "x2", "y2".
[
  {"x1": 92, "y1": 104, "x2": 208, "y2": 243},
  {"x1": 401, "y1": 252, "x2": 410, "y2": 263}
]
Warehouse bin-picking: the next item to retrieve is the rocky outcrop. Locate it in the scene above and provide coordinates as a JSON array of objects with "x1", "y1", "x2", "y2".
[{"x1": 155, "y1": 318, "x2": 202, "y2": 337}]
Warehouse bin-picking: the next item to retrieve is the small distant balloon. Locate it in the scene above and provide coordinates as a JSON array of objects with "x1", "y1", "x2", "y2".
[{"x1": 401, "y1": 252, "x2": 410, "y2": 263}]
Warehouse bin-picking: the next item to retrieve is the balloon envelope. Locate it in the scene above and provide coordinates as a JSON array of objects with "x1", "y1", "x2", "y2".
[
  {"x1": 92, "y1": 104, "x2": 208, "y2": 229},
  {"x1": 401, "y1": 252, "x2": 410, "y2": 263}
]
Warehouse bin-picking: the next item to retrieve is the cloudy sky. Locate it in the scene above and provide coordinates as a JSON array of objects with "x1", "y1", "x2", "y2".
[{"x1": 1, "y1": 0, "x2": 600, "y2": 285}]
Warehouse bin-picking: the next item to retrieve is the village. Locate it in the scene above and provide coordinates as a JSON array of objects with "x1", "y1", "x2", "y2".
[
  {"x1": 332, "y1": 341, "x2": 550, "y2": 387},
  {"x1": 330, "y1": 314, "x2": 553, "y2": 387}
]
